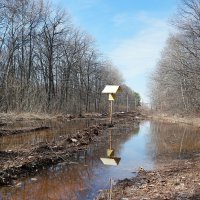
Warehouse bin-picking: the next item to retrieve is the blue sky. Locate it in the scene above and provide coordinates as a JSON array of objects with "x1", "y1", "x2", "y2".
[{"x1": 53, "y1": 0, "x2": 179, "y2": 103}]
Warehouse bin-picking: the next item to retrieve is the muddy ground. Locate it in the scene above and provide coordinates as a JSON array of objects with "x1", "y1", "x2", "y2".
[
  {"x1": 96, "y1": 154, "x2": 200, "y2": 200},
  {"x1": 0, "y1": 111, "x2": 143, "y2": 186},
  {"x1": 0, "y1": 126, "x2": 49, "y2": 136}
]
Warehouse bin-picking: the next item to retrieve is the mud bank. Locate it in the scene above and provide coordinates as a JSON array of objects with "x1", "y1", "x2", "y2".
[
  {"x1": 0, "y1": 126, "x2": 49, "y2": 136},
  {"x1": 0, "y1": 111, "x2": 142, "y2": 186},
  {"x1": 0, "y1": 123, "x2": 109, "y2": 186},
  {"x1": 96, "y1": 154, "x2": 200, "y2": 200}
]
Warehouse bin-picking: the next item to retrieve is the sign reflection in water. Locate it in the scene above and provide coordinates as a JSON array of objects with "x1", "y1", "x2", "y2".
[{"x1": 100, "y1": 129, "x2": 121, "y2": 166}]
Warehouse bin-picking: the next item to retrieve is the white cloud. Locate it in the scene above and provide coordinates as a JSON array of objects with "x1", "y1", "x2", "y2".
[
  {"x1": 109, "y1": 13, "x2": 171, "y2": 102},
  {"x1": 112, "y1": 13, "x2": 134, "y2": 27},
  {"x1": 110, "y1": 27, "x2": 167, "y2": 77}
]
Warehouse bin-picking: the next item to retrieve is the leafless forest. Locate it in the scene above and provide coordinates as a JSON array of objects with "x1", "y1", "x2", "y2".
[
  {"x1": 0, "y1": 0, "x2": 140, "y2": 115},
  {"x1": 150, "y1": 0, "x2": 200, "y2": 115}
]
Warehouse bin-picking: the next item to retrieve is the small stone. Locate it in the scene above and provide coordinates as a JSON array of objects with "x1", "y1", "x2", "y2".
[
  {"x1": 31, "y1": 178, "x2": 37, "y2": 182},
  {"x1": 149, "y1": 184, "x2": 154, "y2": 187},
  {"x1": 71, "y1": 138, "x2": 78, "y2": 143},
  {"x1": 16, "y1": 182, "x2": 22, "y2": 187}
]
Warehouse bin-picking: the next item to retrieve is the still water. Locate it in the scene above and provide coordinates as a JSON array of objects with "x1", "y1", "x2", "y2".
[
  {"x1": 1, "y1": 120, "x2": 200, "y2": 200},
  {"x1": 0, "y1": 119, "x2": 105, "y2": 151}
]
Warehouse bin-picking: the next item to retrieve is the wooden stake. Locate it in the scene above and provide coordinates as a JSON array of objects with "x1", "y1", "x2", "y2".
[
  {"x1": 110, "y1": 100, "x2": 113, "y2": 124},
  {"x1": 109, "y1": 177, "x2": 112, "y2": 200},
  {"x1": 126, "y1": 94, "x2": 129, "y2": 112},
  {"x1": 109, "y1": 130, "x2": 112, "y2": 150}
]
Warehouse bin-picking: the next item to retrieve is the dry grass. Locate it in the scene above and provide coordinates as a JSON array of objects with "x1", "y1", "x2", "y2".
[
  {"x1": 0, "y1": 112, "x2": 54, "y2": 122},
  {"x1": 150, "y1": 113, "x2": 200, "y2": 127}
]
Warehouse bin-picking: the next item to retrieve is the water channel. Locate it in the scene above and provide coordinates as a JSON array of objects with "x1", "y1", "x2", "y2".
[{"x1": 1, "y1": 120, "x2": 200, "y2": 200}]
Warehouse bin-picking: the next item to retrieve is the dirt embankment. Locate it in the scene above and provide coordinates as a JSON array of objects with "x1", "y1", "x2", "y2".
[
  {"x1": 0, "y1": 126, "x2": 49, "y2": 136},
  {"x1": 0, "y1": 112, "x2": 75, "y2": 136},
  {"x1": 0, "y1": 111, "x2": 143, "y2": 187},
  {"x1": 96, "y1": 155, "x2": 200, "y2": 200}
]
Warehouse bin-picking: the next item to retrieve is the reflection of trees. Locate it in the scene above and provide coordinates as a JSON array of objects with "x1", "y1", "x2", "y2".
[
  {"x1": 12, "y1": 153, "x2": 96, "y2": 198},
  {"x1": 0, "y1": 163, "x2": 97, "y2": 200},
  {"x1": 149, "y1": 121, "x2": 200, "y2": 159},
  {"x1": 0, "y1": 119, "x2": 102, "y2": 151},
  {"x1": 90, "y1": 122, "x2": 140, "y2": 159},
  {"x1": 0, "y1": 122, "x2": 140, "y2": 200}
]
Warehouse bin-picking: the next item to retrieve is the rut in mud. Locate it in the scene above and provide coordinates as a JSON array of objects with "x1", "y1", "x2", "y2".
[{"x1": 0, "y1": 126, "x2": 49, "y2": 136}]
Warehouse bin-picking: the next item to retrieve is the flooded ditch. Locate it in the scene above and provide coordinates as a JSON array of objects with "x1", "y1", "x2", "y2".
[
  {"x1": 0, "y1": 119, "x2": 104, "y2": 151},
  {"x1": 0, "y1": 119, "x2": 200, "y2": 199}
]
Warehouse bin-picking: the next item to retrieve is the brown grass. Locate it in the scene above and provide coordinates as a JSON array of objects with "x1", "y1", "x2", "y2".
[
  {"x1": 0, "y1": 112, "x2": 55, "y2": 122},
  {"x1": 150, "y1": 113, "x2": 200, "y2": 127}
]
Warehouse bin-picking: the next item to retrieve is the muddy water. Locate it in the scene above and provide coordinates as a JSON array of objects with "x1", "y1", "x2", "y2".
[
  {"x1": 0, "y1": 119, "x2": 104, "y2": 151},
  {"x1": 1, "y1": 120, "x2": 200, "y2": 200}
]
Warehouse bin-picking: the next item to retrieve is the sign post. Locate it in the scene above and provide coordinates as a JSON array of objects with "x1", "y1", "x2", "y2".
[
  {"x1": 101, "y1": 85, "x2": 123, "y2": 199},
  {"x1": 110, "y1": 100, "x2": 113, "y2": 124},
  {"x1": 102, "y1": 85, "x2": 122, "y2": 125}
]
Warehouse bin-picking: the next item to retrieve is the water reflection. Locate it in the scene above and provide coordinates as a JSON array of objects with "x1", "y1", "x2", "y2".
[
  {"x1": 149, "y1": 121, "x2": 200, "y2": 159},
  {"x1": 100, "y1": 129, "x2": 121, "y2": 166},
  {"x1": 0, "y1": 121, "x2": 200, "y2": 199},
  {"x1": 0, "y1": 119, "x2": 105, "y2": 151}
]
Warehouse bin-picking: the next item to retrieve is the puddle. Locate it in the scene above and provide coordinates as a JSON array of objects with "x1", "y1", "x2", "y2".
[
  {"x1": 0, "y1": 120, "x2": 200, "y2": 199},
  {"x1": 0, "y1": 118, "x2": 105, "y2": 151}
]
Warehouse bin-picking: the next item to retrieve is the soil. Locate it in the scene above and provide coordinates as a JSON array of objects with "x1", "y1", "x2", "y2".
[
  {"x1": 0, "y1": 111, "x2": 143, "y2": 187},
  {"x1": 96, "y1": 154, "x2": 200, "y2": 200}
]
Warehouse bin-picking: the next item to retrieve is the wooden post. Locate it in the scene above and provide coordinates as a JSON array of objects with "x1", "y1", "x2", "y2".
[
  {"x1": 126, "y1": 94, "x2": 129, "y2": 112},
  {"x1": 109, "y1": 130, "x2": 112, "y2": 150},
  {"x1": 134, "y1": 98, "x2": 136, "y2": 110},
  {"x1": 109, "y1": 177, "x2": 113, "y2": 200},
  {"x1": 110, "y1": 100, "x2": 113, "y2": 124},
  {"x1": 84, "y1": 148, "x2": 87, "y2": 166}
]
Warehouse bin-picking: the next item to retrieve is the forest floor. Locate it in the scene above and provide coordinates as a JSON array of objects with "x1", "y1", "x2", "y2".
[{"x1": 0, "y1": 111, "x2": 143, "y2": 186}]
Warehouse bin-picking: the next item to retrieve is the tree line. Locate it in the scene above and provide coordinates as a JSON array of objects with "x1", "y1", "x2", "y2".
[
  {"x1": 0, "y1": 0, "x2": 140, "y2": 114},
  {"x1": 150, "y1": 0, "x2": 200, "y2": 115}
]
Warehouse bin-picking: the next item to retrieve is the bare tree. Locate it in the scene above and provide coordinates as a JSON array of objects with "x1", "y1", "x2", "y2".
[{"x1": 0, "y1": 0, "x2": 137, "y2": 115}]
